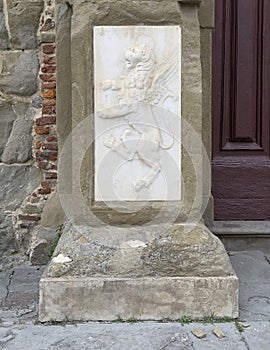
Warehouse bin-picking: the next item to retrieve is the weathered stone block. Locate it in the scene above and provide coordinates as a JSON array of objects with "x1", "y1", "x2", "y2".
[
  {"x1": 0, "y1": 165, "x2": 42, "y2": 210},
  {"x1": 0, "y1": 5, "x2": 9, "y2": 49},
  {"x1": 6, "y1": 0, "x2": 44, "y2": 49},
  {"x1": 39, "y1": 223, "x2": 238, "y2": 321},
  {"x1": 0, "y1": 51, "x2": 39, "y2": 96},
  {"x1": 1, "y1": 103, "x2": 34, "y2": 163},
  {"x1": 45, "y1": 223, "x2": 234, "y2": 278},
  {"x1": 41, "y1": 192, "x2": 65, "y2": 229},
  {"x1": 29, "y1": 226, "x2": 58, "y2": 265},
  {"x1": 199, "y1": 0, "x2": 214, "y2": 28},
  {"x1": 40, "y1": 31, "x2": 56, "y2": 43},
  {"x1": 30, "y1": 239, "x2": 49, "y2": 266},
  {"x1": 0, "y1": 209, "x2": 16, "y2": 264},
  {"x1": 40, "y1": 276, "x2": 238, "y2": 322},
  {"x1": 0, "y1": 104, "x2": 16, "y2": 158}
]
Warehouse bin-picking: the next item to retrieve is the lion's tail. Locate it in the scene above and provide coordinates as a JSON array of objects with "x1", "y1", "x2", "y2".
[{"x1": 149, "y1": 105, "x2": 175, "y2": 150}]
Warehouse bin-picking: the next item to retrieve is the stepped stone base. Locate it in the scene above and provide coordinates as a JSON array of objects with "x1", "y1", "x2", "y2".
[
  {"x1": 39, "y1": 223, "x2": 238, "y2": 322},
  {"x1": 39, "y1": 275, "x2": 238, "y2": 322}
]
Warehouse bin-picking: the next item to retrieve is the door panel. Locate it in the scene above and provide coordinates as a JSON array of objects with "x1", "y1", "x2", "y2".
[{"x1": 212, "y1": 0, "x2": 270, "y2": 220}]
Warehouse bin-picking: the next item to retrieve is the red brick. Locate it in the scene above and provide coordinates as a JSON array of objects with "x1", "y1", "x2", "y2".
[
  {"x1": 45, "y1": 172, "x2": 57, "y2": 179},
  {"x1": 36, "y1": 151, "x2": 45, "y2": 161},
  {"x1": 40, "y1": 74, "x2": 56, "y2": 82},
  {"x1": 46, "y1": 135, "x2": 57, "y2": 142},
  {"x1": 47, "y1": 152, "x2": 58, "y2": 161},
  {"x1": 41, "y1": 65, "x2": 56, "y2": 73},
  {"x1": 36, "y1": 151, "x2": 57, "y2": 162},
  {"x1": 36, "y1": 116, "x2": 56, "y2": 126},
  {"x1": 43, "y1": 142, "x2": 58, "y2": 151},
  {"x1": 36, "y1": 141, "x2": 42, "y2": 149},
  {"x1": 42, "y1": 99, "x2": 56, "y2": 106},
  {"x1": 43, "y1": 56, "x2": 56, "y2": 65},
  {"x1": 18, "y1": 214, "x2": 41, "y2": 222},
  {"x1": 35, "y1": 126, "x2": 49, "y2": 134},
  {"x1": 41, "y1": 180, "x2": 48, "y2": 188},
  {"x1": 42, "y1": 89, "x2": 56, "y2": 99},
  {"x1": 42, "y1": 106, "x2": 56, "y2": 114},
  {"x1": 38, "y1": 188, "x2": 52, "y2": 195},
  {"x1": 41, "y1": 82, "x2": 56, "y2": 89},
  {"x1": 43, "y1": 44, "x2": 55, "y2": 54}
]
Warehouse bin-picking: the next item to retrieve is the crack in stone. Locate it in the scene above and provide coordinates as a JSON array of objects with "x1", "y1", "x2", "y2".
[
  {"x1": 248, "y1": 295, "x2": 270, "y2": 302},
  {"x1": 240, "y1": 335, "x2": 250, "y2": 350},
  {"x1": 264, "y1": 254, "x2": 270, "y2": 265},
  {"x1": 0, "y1": 331, "x2": 15, "y2": 347},
  {"x1": 18, "y1": 308, "x2": 36, "y2": 318},
  {"x1": 159, "y1": 338, "x2": 178, "y2": 350},
  {"x1": 159, "y1": 334, "x2": 191, "y2": 350},
  {"x1": 4, "y1": 270, "x2": 14, "y2": 303}
]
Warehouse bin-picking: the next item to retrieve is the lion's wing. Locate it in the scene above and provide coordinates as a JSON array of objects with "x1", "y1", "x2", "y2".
[{"x1": 147, "y1": 51, "x2": 179, "y2": 105}]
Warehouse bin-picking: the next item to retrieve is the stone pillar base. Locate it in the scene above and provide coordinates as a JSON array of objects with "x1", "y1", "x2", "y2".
[
  {"x1": 39, "y1": 275, "x2": 238, "y2": 322},
  {"x1": 39, "y1": 223, "x2": 238, "y2": 321}
]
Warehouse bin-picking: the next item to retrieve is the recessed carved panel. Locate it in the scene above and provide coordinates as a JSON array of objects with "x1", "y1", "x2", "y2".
[{"x1": 94, "y1": 26, "x2": 181, "y2": 201}]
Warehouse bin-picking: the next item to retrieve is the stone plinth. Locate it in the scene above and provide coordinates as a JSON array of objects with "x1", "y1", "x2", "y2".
[
  {"x1": 39, "y1": 223, "x2": 238, "y2": 321},
  {"x1": 40, "y1": 276, "x2": 238, "y2": 322}
]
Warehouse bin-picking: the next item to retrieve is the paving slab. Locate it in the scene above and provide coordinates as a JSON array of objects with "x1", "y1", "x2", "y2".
[
  {"x1": 0, "y1": 262, "x2": 45, "y2": 324},
  {"x1": 186, "y1": 323, "x2": 246, "y2": 349},
  {"x1": 229, "y1": 250, "x2": 270, "y2": 321},
  {"x1": 1, "y1": 321, "x2": 269, "y2": 350},
  {"x1": 241, "y1": 322, "x2": 270, "y2": 350},
  {"x1": 0, "y1": 322, "x2": 251, "y2": 350}
]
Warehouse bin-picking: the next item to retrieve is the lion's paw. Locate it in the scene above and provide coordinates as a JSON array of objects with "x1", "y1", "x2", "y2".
[
  {"x1": 103, "y1": 134, "x2": 118, "y2": 148},
  {"x1": 133, "y1": 178, "x2": 148, "y2": 192}
]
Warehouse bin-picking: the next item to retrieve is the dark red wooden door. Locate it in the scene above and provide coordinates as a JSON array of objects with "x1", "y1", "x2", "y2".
[{"x1": 212, "y1": 0, "x2": 270, "y2": 220}]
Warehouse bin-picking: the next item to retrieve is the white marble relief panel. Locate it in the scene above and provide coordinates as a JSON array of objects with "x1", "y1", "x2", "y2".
[{"x1": 94, "y1": 26, "x2": 181, "y2": 201}]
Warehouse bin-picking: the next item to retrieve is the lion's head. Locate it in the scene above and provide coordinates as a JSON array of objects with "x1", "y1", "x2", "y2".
[{"x1": 124, "y1": 45, "x2": 156, "y2": 72}]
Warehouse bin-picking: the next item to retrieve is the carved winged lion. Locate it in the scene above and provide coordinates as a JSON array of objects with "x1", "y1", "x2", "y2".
[{"x1": 97, "y1": 44, "x2": 179, "y2": 192}]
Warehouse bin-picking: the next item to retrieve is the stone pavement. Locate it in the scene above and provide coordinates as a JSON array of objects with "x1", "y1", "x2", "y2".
[{"x1": 0, "y1": 250, "x2": 269, "y2": 349}]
